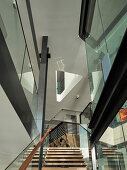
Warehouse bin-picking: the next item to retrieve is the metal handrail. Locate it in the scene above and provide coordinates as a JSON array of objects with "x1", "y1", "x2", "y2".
[
  {"x1": 49, "y1": 121, "x2": 91, "y2": 144},
  {"x1": 50, "y1": 121, "x2": 91, "y2": 134},
  {"x1": 19, "y1": 127, "x2": 52, "y2": 170}
]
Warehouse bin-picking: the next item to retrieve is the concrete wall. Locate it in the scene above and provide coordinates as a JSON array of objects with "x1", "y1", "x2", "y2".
[
  {"x1": 100, "y1": 123, "x2": 127, "y2": 146},
  {"x1": 100, "y1": 127, "x2": 114, "y2": 145}
]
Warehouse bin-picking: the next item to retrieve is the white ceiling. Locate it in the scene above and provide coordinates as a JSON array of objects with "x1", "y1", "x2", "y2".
[{"x1": 17, "y1": 0, "x2": 91, "y2": 122}]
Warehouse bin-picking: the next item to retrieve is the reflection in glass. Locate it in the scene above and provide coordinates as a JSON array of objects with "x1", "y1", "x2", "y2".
[
  {"x1": 21, "y1": 49, "x2": 38, "y2": 123},
  {"x1": 96, "y1": 101, "x2": 127, "y2": 169},
  {"x1": 85, "y1": 0, "x2": 127, "y2": 112},
  {"x1": 6, "y1": 135, "x2": 40, "y2": 170},
  {"x1": 0, "y1": 0, "x2": 26, "y2": 79},
  {"x1": 80, "y1": 103, "x2": 92, "y2": 124}
]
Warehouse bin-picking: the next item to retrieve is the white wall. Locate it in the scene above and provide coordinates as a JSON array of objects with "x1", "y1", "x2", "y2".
[
  {"x1": 52, "y1": 109, "x2": 80, "y2": 122},
  {"x1": 0, "y1": 85, "x2": 31, "y2": 170},
  {"x1": 100, "y1": 127, "x2": 114, "y2": 145},
  {"x1": 100, "y1": 122, "x2": 127, "y2": 146}
]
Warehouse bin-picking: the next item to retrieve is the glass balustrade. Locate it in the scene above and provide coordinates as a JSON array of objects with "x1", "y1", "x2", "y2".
[
  {"x1": 96, "y1": 101, "x2": 127, "y2": 170},
  {"x1": 0, "y1": 0, "x2": 26, "y2": 80},
  {"x1": 78, "y1": 124, "x2": 92, "y2": 169},
  {"x1": 80, "y1": 103, "x2": 93, "y2": 124},
  {"x1": 6, "y1": 135, "x2": 40, "y2": 170},
  {"x1": 85, "y1": 0, "x2": 127, "y2": 112},
  {"x1": 0, "y1": 0, "x2": 38, "y2": 130},
  {"x1": 20, "y1": 48, "x2": 38, "y2": 124}
]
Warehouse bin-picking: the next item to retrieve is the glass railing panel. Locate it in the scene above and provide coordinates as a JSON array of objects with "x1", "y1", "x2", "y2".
[
  {"x1": 85, "y1": 0, "x2": 127, "y2": 113},
  {"x1": 6, "y1": 135, "x2": 40, "y2": 170},
  {"x1": 78, "y1": 124, "x2": 92, "y2": 169},
  {"x1": 80, "y1": 103, "x2": 93, "y2": 124},
  {"x1": 85, "y1": 0, "x2": 108, "y2": 112},
  {"x1": 26, "y1": 148, "x2": 40, "y2": 170},
  {"x1": 0, "y1": 0, "x2": 26, "y2": 79},
  {"x1": 42, "y1": 134, "x2": 49, "y2": 165},
  {"x1": 0, "y1": 0, "x2": 39, "y2": 136},
  {"x1": 85, "y1": 43, "x2": 105, "y2": 112},
  {"x1": 97, "y1": 0, "x2": 127, "y2": 66},
  {"x1": 20, "y1": 48, "x2": 38, "y2": 123},
  {"x1": 96, "y1": 101, "x2": 127, "y2": 169}
]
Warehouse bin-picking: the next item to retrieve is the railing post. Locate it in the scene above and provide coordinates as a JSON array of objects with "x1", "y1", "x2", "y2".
[{"x1": 38, "y1": 36, "x2": 50, "y2": 170}]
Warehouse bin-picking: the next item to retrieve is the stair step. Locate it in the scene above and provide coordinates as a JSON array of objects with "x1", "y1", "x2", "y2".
[
  {"x1": 45, "y1": 159, "x2": 85, "y2": 162},
  {"x1": 103, "y1": 151, "x2": 123, "y2": 153},
  {"x1": 28, "y1": 149, "x2": 47, "y2": 152},
  {"x1": 47, "y1": 152, "x2": 81, "y2": 155},
  {"x1": 44, "y1": 162, "x2": 86, "y2": 167},
  {"x1": 28, "y1": 162, "x2": 38, "y2": 167},
  {"x1": 104, "y1": 165, "x2": 126, "y2": 168},
  {"x1": 48, "y1": 149, "x2": 80, "y2": 151},
  {"x1": 24, "y1": 153, "x2": 40, "y2": 155},
  {"x1": 46, "y1": 155, "x2": 83, "y2": 158},
  {"x1": 103, "y1": 156, "x2": 124, "y2": 159},
  {"x1": 20, "y1": 158, "x2": 40, "y2": 162},
  {"x1": 49, "y1": 147, "x2": 80, "y2": 149},
  {"x1": 26, "y1": 147, "x2": 87, "y2": 168},
  {"x1": 42, "y1": 168, "x2": 89, "y2": 170},
  {"x1": 102, "y1": 153, "x2": 123, "y2": 155}
]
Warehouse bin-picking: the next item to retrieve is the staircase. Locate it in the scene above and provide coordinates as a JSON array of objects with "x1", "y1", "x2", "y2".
[
  {"x1": 23, "y1": 147, "x2": 89, "y2": 169},
  {"x1": 44, "y1": 147, "x2": 86, "y2": 167},
  {"x1": 23, "y1": 146, "x2": 45, "y2": 168},
  {"x1": 98, "y1": 147, "x2": 127, "y2": 169},
  {"x1": 44, "y1": 147, "x2": 87, "y2": 168},
  {"x1": 18, "y1": 123, "x2": 91, "y2": 170}
]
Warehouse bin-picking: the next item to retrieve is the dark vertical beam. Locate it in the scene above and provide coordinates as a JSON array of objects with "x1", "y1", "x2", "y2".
[
  {"x1": 38, "y1": 36, "x2": 49, "y2": 170},
  {"x1": 79, "y1": 0, "x2": 96, "y2": 40},
  {"x1": 25, "y1": 0, "x2": 40, "y2": 67}
]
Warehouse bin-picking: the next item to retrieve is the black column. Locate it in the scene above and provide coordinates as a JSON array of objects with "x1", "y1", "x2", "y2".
[
  {"x1": 38, "y1": 36, "x2": 49, "y2": 169},
  {"x1": 25, "y1": 0, "x2": 40, "y2": 67}
]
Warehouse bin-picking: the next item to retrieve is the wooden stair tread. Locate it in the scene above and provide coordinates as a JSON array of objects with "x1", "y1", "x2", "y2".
[
  {"x1": 26, "y1": 147, "x2": 87, "y2": 168},
  {"x1": 49, "y1": 147, "x2": 80, "y2": 149},
  {"x1": 44, "y1": 162, "x2": 86, "y2": 166},
  {"x1": 45, "y1": 159, "x2": 85, "y2": 162},
  {"x1": 47, "y1": 152, "x2": 81, "y2": 154},
  {"x1": 46, "y1": 155, "x2": 83, "y2": 158},
  {"x1": 49, "y1": 148, "x2": 80, "y2": 150},
  {"x1": 48, "y1": 150, "x2": 80, "y2": 152},
  {"x1": 24, "y1": 153, "x2": 40, "y2": 155},
  {"x1": 29, "y1": 162, "x2": 38, "y2": 165},
  {"x1": 42, "y1": 168, "x2": 89, "y2": 170}
]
